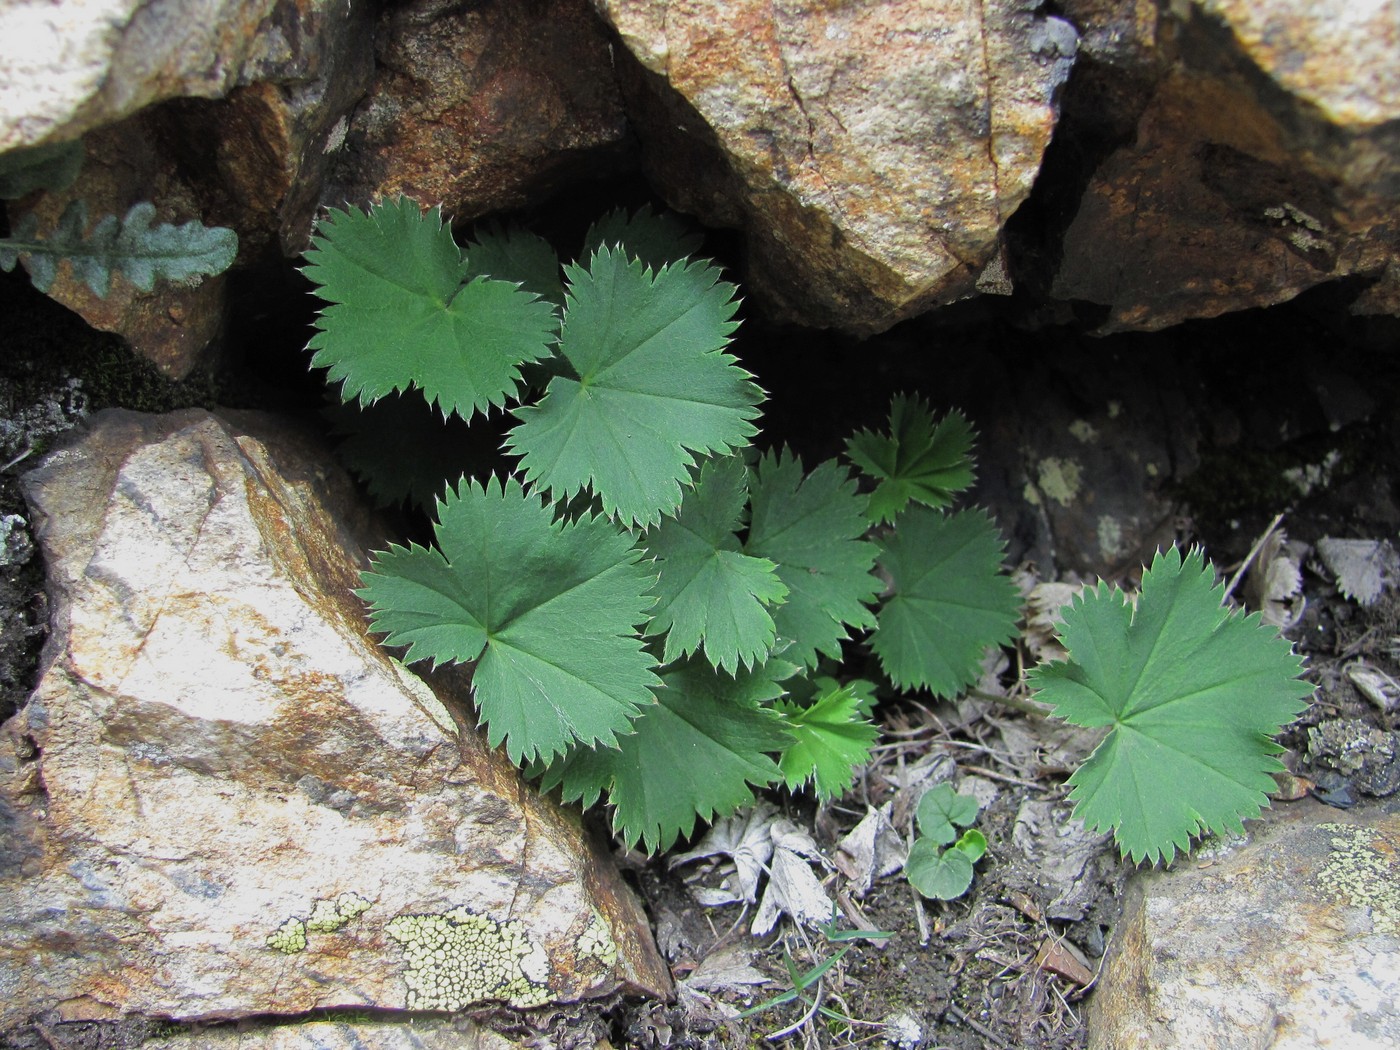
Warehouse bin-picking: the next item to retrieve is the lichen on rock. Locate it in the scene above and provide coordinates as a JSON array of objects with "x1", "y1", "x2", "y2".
[
  {"x1": 266, "y1": 918, "x2": 308, "y2": 955},
  {"x1": 1319, "y1": 823, "x2": 1400, "y2": 935},
  {"x1": 575, "y1": 909, "x2": 618, "y2": 969},
  {"x1": 305, "y1": 892, "x2": 373, "y2": 933},
  {"x1": 386, "y1": 906, "x2": 553, "y2": 1010}
]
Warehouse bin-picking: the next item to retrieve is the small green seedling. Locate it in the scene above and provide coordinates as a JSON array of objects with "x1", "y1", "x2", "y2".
[
  {"x1": 905, "y1": 783, "x2": 987, "y2": 900},
  {"x1": 738, "y1": 912, "x2": 891, "y2": 1040}
]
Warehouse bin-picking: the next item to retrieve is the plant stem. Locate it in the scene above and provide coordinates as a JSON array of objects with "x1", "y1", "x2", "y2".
[{"x1": 966, "y1": 686, "x2": 1053, "y2": 718}]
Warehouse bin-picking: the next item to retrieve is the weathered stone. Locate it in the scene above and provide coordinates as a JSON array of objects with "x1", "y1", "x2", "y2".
[
  {"x1": 149, "y1": 1019, "x2": 518, "y2": 1050},
  {"x1": 1, "y1": 0, "x2": 373, "y2": 375},
  {"x1": 1049, "y1": 0, "x2": 1400, "y2": 331},
  {"x1": 0, "y1": 0, "x2": 371, "y2": 156},
  {"x1": 331, "y1": 0, "x2": 629, "y2": 221},
  {"x1": 1089, "y1": 799, "x2": 1400, "y2": 1050},
  {"x1": 6, "y1": 117, "x2": 231, "y2": 379},
  {"x1": 1, "y1": 408, "x2": 669, "y2": 1027},
  {"x1": 595, "y1": 0, "x2": 1078, "y2": 333}
]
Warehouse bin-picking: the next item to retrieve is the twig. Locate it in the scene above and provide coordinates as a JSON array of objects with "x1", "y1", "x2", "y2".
[
  {"x1": 946, "y1": 1004, "x2": 1014, "y2": 1048},
  {"x1": 1222, "y1": 512, "x2": 1284, "y2": 604},
  {"x1": 967, "y1": 686, "x2": 1053, "y2": 719}
]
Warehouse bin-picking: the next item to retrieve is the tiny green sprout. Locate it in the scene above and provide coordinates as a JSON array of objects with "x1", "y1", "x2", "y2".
[{"x1": 738, "y1": 909, "x2": 892, "y2": 1040}]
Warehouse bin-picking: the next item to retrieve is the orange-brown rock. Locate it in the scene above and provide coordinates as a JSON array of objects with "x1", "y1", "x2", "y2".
[
  {"x1": 595, "y1": 0, "x2": 1078, "y2": 333},
  {"x1": 333, "y1": 0, "x2": 630, "y2": 221},
  {"x1": 1049, "y1": 1, "x2": 1400, "y2": 330}
]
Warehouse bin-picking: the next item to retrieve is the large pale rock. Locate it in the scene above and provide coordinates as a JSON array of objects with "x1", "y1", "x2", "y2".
[
  {"x1": 1048, "y1": 0, "x2": 1400, "y2": 330},
  {"x1": 595, "y1": 0, "x2": 1078, "y2": 333},
  {"x1": 1089, "y1": 799, "x2": 1400, "y2": 1049},
  {"x1": 1, "y1": 408, "x2": 669, "y2": 1027},
  {"x1": 331, "y1": 0, "x2": 629, "y2": 220}
]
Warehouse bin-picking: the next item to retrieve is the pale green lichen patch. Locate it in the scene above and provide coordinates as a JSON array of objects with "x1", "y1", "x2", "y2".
[
  {"x1": 1096, "y1": 515, "x2": 1125, "y2": 560},
  {"x1": 386, "y1": 906, "x2": 552, "y2": 1010},
  {"x1": 1035, "y1": 457, "x2": 1082, "y2": 507},
  {"x1": 1069, "y1": 419, "x2": 1099, "y2": 444},
  {"x1": 576, "y1": 909, "x2": 618, "y2": 969},
  {"x1": 306, "y1": 891, "x2": 373, "y2": 933},
  {"x1": 267, "y1": 917, "x2": 308, "y2": 954},
  {"x1": 1318, "y1": 823, "x2": 1400, "y2": 935}
]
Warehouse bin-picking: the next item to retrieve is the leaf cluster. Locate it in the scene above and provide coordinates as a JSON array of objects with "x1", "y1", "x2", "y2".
[
  {"x1": 304, "y1": 197, "x2": 1312, "y2": 870},
  {"x1": 0, "y1": 140, "x2": 237, "y2": 297},
  {"x1": 304, "y1": 198, "x2": 1020, "y2": 854}
]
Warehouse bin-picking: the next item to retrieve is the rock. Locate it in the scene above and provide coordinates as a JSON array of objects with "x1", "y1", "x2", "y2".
[
  {"x1": 1306, "y1": 719, "x2": 1400, "y2": 798},
  {"x1": 1047, "y1": 0, "x2": 1400, "y2": 331},
  {"x1": 0, "y1": 0, "x2": 371, "y2": 157},
  {"x1": 3, "y1": 1016, "x2": 520, "y2": 1050},
  {"x1": 6, "y1": 117, "x2": 232, "y2": 379},
  {"x1": 595, "y1": 0, "x2": 1078, "y2": 333},
  {"x1": 331, "y1": 0, "x2": 629, "y2": 221},
  {"x1": 0, "y1": 408, "x2": 669, "y2": 1028},
  {"x1": 2, "y1": 0, "x2": 373, "y2": 376},
  {"x1": 1089, "y1": 799, "x2": 1400, "y2": 1049}
]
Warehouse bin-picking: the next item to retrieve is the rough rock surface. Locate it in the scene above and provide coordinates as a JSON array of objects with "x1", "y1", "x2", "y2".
[
  {"x1": 0, "y1": 408, "x2": 669, "y2": 1027},
  {"x1": 2, "y1": 0, "x2": 373, "y2": 376},
  {"x1": 331, "y1": 0, "x2": 629, "y2": 221},
  {"x1": 0, "y1": 0, "x2": 369, "y2": 156},
  {"x1": 1047, "y1": 0, "x2": 1400, "y2": 330},
  {"x1": 1090, "y1": 799, "x2": 1400, "y2": 1049},
  {"x1": 6, "y1": 118, "x2": 233, "y2": 379},
  {"x1": 595, "y1": 0, "x2": 1078, "y2": 333}
]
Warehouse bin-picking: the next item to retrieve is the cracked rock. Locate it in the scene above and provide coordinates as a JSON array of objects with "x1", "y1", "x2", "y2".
[{"x1": 0, "y1": 408, "x2": 669, "y2": 1028}]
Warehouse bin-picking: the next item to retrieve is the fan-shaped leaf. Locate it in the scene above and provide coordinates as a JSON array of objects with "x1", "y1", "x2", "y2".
[
  {"x1": 775, "y1": 685, "x2": 879, "y2": 799},
  {"x1": 582, "y1": 204, "x2": 705, "y2": 272},
  {"x1": 304, "y1": 198, "x2": 557, "y2": 420},
  {"x1": 505, "y1": 246, "x2": 763, "y2": 527},
  {"x1": 873, "y1": 507, "x2": 1020, "y2": 697},
  {"x1": 464, "y1": 222, "x2": 565, "y2": 307},
  {"x1": 846, "y1": 396, "x2": 975, "y2": 525},
  {"x1": 643, "y1": 456, "x2": 787, "y2": 672},
  {"x1": 1027, "y1": 546, "x2": 1314, "y2": 865},
  {"x1": 538, "y1": 659, "x2": 794, "y2": 853},
  {"x1": 744, "y1": 450, "x2": 880, "y2": 667},
  {"x1": 357, "y1": 475, "x2": 660, "y2": 765}
]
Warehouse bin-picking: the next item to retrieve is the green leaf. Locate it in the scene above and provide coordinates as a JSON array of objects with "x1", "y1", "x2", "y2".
[
  {"x1": 952, "y1": 829, "x2": 987, "y2": 861},
  {"x1": 358, "y1": 475, "x2": 660, "y2": 765},
  {"x1": 872, "y1": 507, "x2": 1021, "y2": 697},
  {"x1": 744, "y1": 450, "x2": 881, "y2": 667},
  {"x1": 846, "y1": 396, "x2": 975, "y2": 525},
  {"x1": 538, "y1": 659, "x2": 794, "y2": 853},
  {"x1": 905, "y1": 837, "x2": 976, "y2": 900},
  {"x1": 304, "y1": 198, "x2": 557, "y2": 421},
  {"x1": 0, "y1": 140, "x2": 84, "y2": 198},
  {"x1": 1026, "y1": 546, "x2": 1314, "y2": 865},
  {"x1": 915, "y1": 783, "x2": 980, "y2": 846},
  {"x1": 505, "y1": 246, "x2": 763, "y2": 527},
  {"x1": 775, "y1": 684, "x2": 879, "y2": 799},
  {"x1": 464, "y1": 222, "x2": 565, "y2": 307},
  {"x1": 0, "y1": 200, "x2": 236, "y2": 296},
  {"x1": 643, "y1": 456, "x2": 788, "y2": 672},
  {"x1": 582, "y1": 204, "x2": 704, "y2": 272}
]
